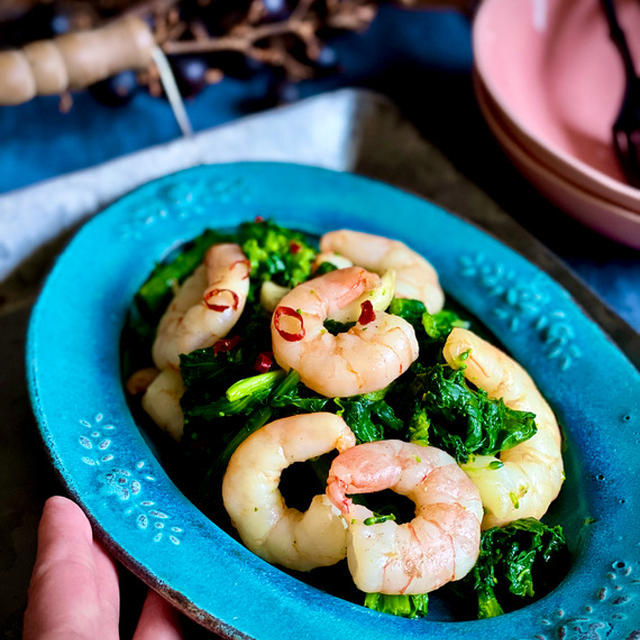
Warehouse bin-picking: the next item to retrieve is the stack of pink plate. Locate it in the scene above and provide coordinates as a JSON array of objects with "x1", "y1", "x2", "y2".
[{"x1": 473, "y1": 0, "x2": 640, "y2": 248}]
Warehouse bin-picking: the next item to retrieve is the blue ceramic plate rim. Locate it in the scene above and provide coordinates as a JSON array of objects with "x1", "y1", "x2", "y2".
[{"x1": 27, "y1": 163, "x2": 640, "y2": 640}]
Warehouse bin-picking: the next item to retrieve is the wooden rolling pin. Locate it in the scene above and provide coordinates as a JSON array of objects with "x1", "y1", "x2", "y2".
[{"x1": 0, "y1": 15, "x2": 155, "y2": 105}]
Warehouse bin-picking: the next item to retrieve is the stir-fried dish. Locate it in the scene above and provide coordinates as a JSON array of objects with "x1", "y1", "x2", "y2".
[{"x1": 123, "y1": 219, "x2": 569, "y2": 620}]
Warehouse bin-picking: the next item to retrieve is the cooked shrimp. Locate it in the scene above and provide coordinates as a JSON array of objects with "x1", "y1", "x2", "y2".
[
  {"x1": 442, "y1": 327, "x2": 564, "y2": 529},
  {"x1": 141, "y1": 368, "x2": 184, "y2": 441},
  {"x1": 320, "y1": 230, "x2": 445, "y2": 314},
  {"x1": 271, "y1": 266, "x2": 419, "y2": 398},
  {"x1": 326, "y1": 440, "x2": 482, "y2": 594},
  {"x1": 126, "y1": 367, "x2": 159, "y2": 395},
  {"x1": 221, "y1": 413, "x2": 356, "y2": 571},
  {"x1": 152, "y1": 243, "x2": 250, "y2": 370}
]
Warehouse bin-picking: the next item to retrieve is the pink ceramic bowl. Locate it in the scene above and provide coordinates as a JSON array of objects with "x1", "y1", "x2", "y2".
[
  {"x1": 475, "y1": 75, "x2": 640, "y2": 249},
  {"x1": 473, "y1": 0, "x2": 640, "y2": 213}
]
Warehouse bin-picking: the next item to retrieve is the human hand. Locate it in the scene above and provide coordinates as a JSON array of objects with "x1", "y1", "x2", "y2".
[{"x1": 23, "y1": 495, "x2": 184, "y2": 640}]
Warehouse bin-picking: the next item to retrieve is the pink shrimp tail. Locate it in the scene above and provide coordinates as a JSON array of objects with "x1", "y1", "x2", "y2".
[{"x1": 326, "y1": 476, "x2": 352, "y2": 516}]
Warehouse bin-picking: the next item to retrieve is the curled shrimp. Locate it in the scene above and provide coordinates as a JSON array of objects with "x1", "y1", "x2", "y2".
[
  {"x1": 221, "y1": 413, "x2": 356, "y2": 571},
  {"x1": 271, "y1": 266, "x2": 419, "y2": 398},
  {"x1": 326, "y1": 440, "x2": 482, "y2": 594},
  {"x1": 320, "y1": 229, "x2": 445, "y2": 314},
  {"x1": 442, "y1": 327, "x2": 564, "y2": 529},
  {"x1": 141, "y1": 368, "x2": 184, "y2": 441},
  {"x1": 152, "y1": 243, "x2": 250, "y2": 370}
]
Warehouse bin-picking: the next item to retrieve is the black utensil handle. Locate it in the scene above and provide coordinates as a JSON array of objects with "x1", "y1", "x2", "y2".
[{"x1": 600, "y1": 0, "x2": 637, "y2": 80}]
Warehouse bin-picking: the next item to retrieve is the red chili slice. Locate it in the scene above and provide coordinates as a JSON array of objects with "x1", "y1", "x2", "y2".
[
  {"x1": 253, "y1": 352, "x2": 274, "y2": 373},
  {"x1": 290, "y1": 241, "x2": 301, "y2": 254},
  {"x1": 230, "y1": 258, "x2": 251, "y2": 279},
  {"x1": 358, "y1": 300, "x2": 376, "y2": 325},
  {"x1": 273, "y1": 306, "x2": 305, "y2": 342},
  {"x1": 213, "y1": 335, "x2": 241, "y2": 355},
  {"x1": 204, "y1": 288, "x2": 239, "y2": 311}
]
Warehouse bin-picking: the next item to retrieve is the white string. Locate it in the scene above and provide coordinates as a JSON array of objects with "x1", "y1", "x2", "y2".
[{"x1": 152, "y1": 46, "x2": 193, "y2": 137}]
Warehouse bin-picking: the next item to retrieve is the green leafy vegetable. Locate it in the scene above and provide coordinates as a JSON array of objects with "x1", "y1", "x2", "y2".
[
  {"x1": 407, "y1": 407, "x2": 430, "y2": 446},
  {"x1": 335, "y1": 390, "x2": 403, "y2": 443},
  {"x1": 184, "y1": 379, "x2": 277, "y2": 422},
  {"x1": 364, "y1": 593, "x2": 429, "y2": 619},
  {"x1": 179, "y1": 346, "x2": 243, "y2": 389},
  {"x1": 180, "y1": 365, "x2": 330, "y2": 482},
  {"x1": 408, "y1": 363, "x2": 538, "y2": 463},
  {"x1": 422, "y1": 309, "x2": 470, "y2": 339},
  {"x1": 387, "y1": 298, "x2": 427, "y2": 326},
  {"x1": 387, "y1": 298, "x2": 470, "y2": 341},
  {"x1": 323, "y1": 319, "x2": 355, "y2": 335},
  {"x1": 238, "y1": 219, "x2": 316, "y2": 290},
  {"x1": 387, "y1": 298, "x2": 470, "y2": 366},
  {"x1": 123, "y1": 220, "x2": 569, "y2": 625},
  {"x1": 269, "y1": 370, "x2": 329, "y2": 412},
  {"x1": 210, "y1": 371, "x2": 331, "y2": 469},
  {"x1": 314, "y1": 261, "x2": 338, "y2": 275},
  {"x1": 214, "y1": 406, "x2": 274, "y2": 473},
  {"x1": 183, "y1": 368, "x2": 323, "y2": 424},
  {"x1": 462, "y1": 518, "x2": 568, "y2": 618}
]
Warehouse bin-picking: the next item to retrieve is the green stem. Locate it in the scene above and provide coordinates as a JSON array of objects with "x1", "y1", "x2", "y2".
[
  {"x1": 215, "y1": 406, "x2": 273, "y2": 471},
  {"x1": 225, "y1": 370, "x2": 285, "y2": 402},
  {"x1": 269, "y1": 370, "x2": 301, "y2": 401}
]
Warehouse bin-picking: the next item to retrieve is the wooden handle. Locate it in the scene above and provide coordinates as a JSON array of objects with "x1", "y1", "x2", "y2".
[{"x1": 0, "y1": 16, "x2": 155, "y2": 105}]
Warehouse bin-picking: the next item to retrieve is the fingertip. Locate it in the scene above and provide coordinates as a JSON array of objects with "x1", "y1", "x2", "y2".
[
  {"x1": 25, "y1": 497, "x2": 121, "y2": 640},
  {"x1": 33, "y1": 495, "x2": 95, "y2": 583},
  {"x1": 41, "y1": 495, "x2": 90, "y2": 527},
  {"x1": 39, "y1": 495, "x2": 92, "y2": 545},
  {"x1": 132, "y1": 590, "x2": 183, "y2": 640}
]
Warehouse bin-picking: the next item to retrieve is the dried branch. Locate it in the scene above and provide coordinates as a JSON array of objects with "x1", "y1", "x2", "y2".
[
  {"x1": 0, "y1": 0, "x2": 381, "y2": 103},
  {"x1": 159, "y1": 0, "x2": 377, "y2": 80}
]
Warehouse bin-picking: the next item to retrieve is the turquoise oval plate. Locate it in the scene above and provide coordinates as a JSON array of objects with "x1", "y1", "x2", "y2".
[{"x1": 27, "y1": 163, "x2": 640, "y2": 639}]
